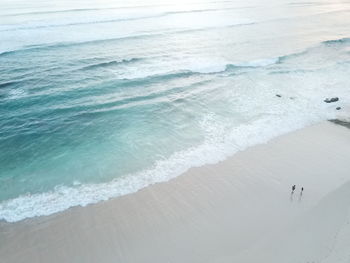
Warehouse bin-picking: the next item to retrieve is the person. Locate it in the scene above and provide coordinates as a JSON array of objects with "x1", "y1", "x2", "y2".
[
  {"x1": 292, "y1": 185, "x2": 296, "y2": 193},
  {"x1": 290, "y1": 185, "x2": 296, "y2": 202},
  {"x1": 301, "y1": 187, "x2": 304, "y2": 193}
]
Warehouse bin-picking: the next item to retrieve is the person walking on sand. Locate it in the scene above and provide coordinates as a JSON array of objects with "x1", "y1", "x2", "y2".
[
  {"x1": 290, "y1": 185, "x2": 296, "y2": 202},
  {"x1": 291, "y1": 185, "x2": 296, "y2": 194}
]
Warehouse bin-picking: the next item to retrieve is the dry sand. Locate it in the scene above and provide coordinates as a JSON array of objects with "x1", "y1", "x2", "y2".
[{"x1": 1, "y1": 121, "x2": 350, "y2": 263}]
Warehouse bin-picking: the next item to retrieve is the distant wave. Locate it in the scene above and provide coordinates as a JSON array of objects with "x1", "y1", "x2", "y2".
[
  {"x1": 229, "y1": 58, "x2": 281, "y2": 69},
  {"x1": 268, "y1": 69, "x2": 315, "y2": 75},
  {"x1": 117, "y1": 71, "x2": 198, "y2": 85},
  {"x1": 1, "y1": 5, "x2": 167, "y2": 17},
  {"x1": 72, "y1": 37, "x2": 350, "y2": 81},
  {"x1": 2, "y1": 7, "x2": 348, "y2": 33},
  {"x1": 72, "y1": 57, "x2": 280, "y2": 91},
  {"x1": 0, "y1": 34, "x2": 156, "y2": 57},
  {"x1": 1, "y1": 26, "x2": 348, "y2": 59},
  {"x1": 85, "y1": 36, "x2": 350, "y2": 80},
  {"x1": 182, "y1": 57, "x2": 280, "y2": 75},
  {"x1": 0, "y1": 50, "x2": 16, "y2": 57},
  {"x1": 0, "y1": 81, "x2": 22, "y2": 89},
  {"x1": 1, "y1": 37, "x2": 348, "y2": 98},
  {"x1": 272, "y1": 37, "x2": 350, "y2": 63},
  {"x1": 91, "y1": 58, "x2": 280, "y2": 82},
  {"x1": 0, "y1": 22, "x2": 257, "y2": 57},
  {"x1": 51, "y1": 79, "x2": 212, "y2": 117},
  {"x1": 0, "y1": 6, "x2": 254, "y2": 32},
  {"x1": 288, "y1": 1, "x2": 327, "y2": 6},
  {"x1": 81, "y1": 58, "x2": 141, "y2": 70},
  {"x1": 2, "y1": 5, "x2": 253, "y2": 17},
  {"x1": 0, "y1": 22, "x2": 256, "y2": 57},
  {"x1": 1, "y1": 36, "x2": 348, "y2": 82},
  {"x1": 323, "y1": 37, "x2": 350, "y2": 45},
  {"x1": 0, "y1": 58, "x2": 279, "y2": 111},
  {"x1": 0, "y1": 16, "x2": 163, "y2": 31}
]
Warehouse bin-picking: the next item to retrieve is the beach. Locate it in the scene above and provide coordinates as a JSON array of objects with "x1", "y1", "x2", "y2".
[
  {"x1": 1, "y1": 120, "x2": 350, "y2": 263},
  {"x1": 1, "y1": 0, "x2": 350, "y2": 261}
]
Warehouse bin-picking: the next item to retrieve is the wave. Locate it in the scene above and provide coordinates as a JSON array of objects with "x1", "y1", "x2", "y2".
[
  {"x1": 73, "y1": 37, "x2": 349, "y2": 82},
  {"x1": 265, "y1": 37, "x2": 350, "y2": 65},
  {"x1": 10, "y1": 7, "x2": 343, "y2": 33},
  {"x1": 0, "y1": 6, "x2": 254, "y2": 32},
  {"x1": 231, "y1": 58, "x2": 281, "y2": 68},
  {"x1": 0, "y1": 22, "x2": 256, "y2": 57},
  {"x1": 0, "y1": 33, "x2": 158, "y2": 57},
  {"x1": 48, "y1": 79, "x2": 212, "y2": 118},
  {"x1": 0, "y1": 50, "x2": 17, "y2": 57},
  {"x1": 288, "y1": 1, "x2": 330, "y2": 6},
  {"x1": 2, "y1": 5, "x2": 253, "y2": 18},
  {"x1": 1, "y1": 5, "x2": 169, "y2": 17},
  {"x1": 183, "y1": 57, "x2": 281, "y2": 75},
  {"x1": 0, "y1": 57, "x2": 278, "y2": 109},
  {"x1": 113, "y1": 71, "x2": 198, "y2": 85},
  {"x1": 83, "y1": 57, "x2": 280, "y2": 81},
  {"x1": 2, "y1": 8, "x2": 126, "y2": 17},
  {"x1": 0, "y1": 81, "x2": 22, "y2": 89},
  {"x1": 0, "y1": 113, "x2": 326, "y2": 222},
  {"x1": 268, "y1": 69, "x2": 315, "y2": 75},
  {"x1": 172, "y1": 57, "x2": 280, "y2": 76},
  {"x1": 81, "y1": 58, "x2": 141, "y2": 70},
  {"x1": 2, "y1": 29, "x2": 347, "y2": 61},
  {"x1": 0, "y1": 16, "x2": 164, "y2": 32},
  {"x1": 322, "y1": 38, "x2": 350, "y2": 45},
  {"x1": 1, "y1": 35, "x2": 348, "y2": 83}
]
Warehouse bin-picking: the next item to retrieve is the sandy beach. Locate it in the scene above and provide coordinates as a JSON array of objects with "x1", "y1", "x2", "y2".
[{"x1": 1, "y1": 120, "x2": 350, "y2": 263}]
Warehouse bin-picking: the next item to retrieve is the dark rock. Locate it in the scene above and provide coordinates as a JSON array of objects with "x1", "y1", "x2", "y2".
[
  {"x1": 336, "y1": 107, "x2": 341, "y2": 110},
  {"x1": 276, "y1": 94, "x2": 282, "y2": 98},
  {"x1": 324, "y1": 97, "x2": 339, "y2": 103}
]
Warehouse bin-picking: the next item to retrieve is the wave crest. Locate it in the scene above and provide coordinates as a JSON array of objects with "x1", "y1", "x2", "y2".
[{"x1": 81, "y1": 58, "x2": 141, "y2": 70}]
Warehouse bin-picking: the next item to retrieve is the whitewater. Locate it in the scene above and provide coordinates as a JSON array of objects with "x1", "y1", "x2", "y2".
[{"x1": 0, "y1": 0, "x2": 350, "y2": 222}]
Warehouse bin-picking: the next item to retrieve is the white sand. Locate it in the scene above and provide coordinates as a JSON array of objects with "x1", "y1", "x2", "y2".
[{"x1": 1, "y1": 121, "x2": 350, "y2": 263}]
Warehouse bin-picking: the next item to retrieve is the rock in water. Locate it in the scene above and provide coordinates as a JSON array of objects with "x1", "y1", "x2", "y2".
[{"x1": 324, "y1": 97, "x2": 339, "y2": 103}]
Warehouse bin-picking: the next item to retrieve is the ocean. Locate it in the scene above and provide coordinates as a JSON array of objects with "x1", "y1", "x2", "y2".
[{"x1": 0, "y1": 0, "x2": 349, "y2": 222}]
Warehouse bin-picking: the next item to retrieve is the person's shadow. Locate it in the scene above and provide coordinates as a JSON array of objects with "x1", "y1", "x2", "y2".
[{"x1": 298, "y1": 191, "x2": 303, "y2": 202}]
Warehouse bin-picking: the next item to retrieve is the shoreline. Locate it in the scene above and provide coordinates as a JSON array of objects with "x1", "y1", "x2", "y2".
[
  {"x1": 0, "y1": 117, "x2": 333, "y2": 224},
  {"x1": 1, "y1": 120, "x2": 350, "y2": 262}
]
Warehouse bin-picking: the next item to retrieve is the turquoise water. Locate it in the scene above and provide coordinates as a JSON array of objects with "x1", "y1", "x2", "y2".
[{"x1": 1, "y1": 0, "x2": 350, "y2": 222}]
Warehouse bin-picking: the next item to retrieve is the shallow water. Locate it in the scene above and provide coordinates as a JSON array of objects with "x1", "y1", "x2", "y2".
[{"x1": 1, "y1": 0, "x2": 350, "y2": 222}]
